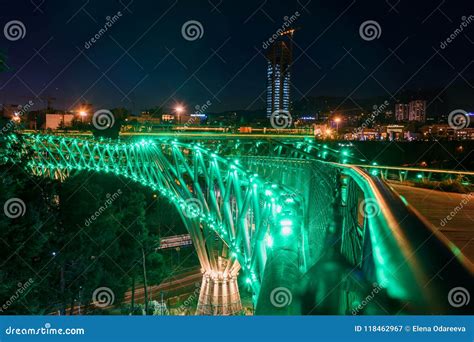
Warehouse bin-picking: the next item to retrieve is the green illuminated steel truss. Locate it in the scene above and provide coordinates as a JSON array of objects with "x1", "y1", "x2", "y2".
[{"x1": 2, "y1": 134, "x2": 304, "y2": 312}]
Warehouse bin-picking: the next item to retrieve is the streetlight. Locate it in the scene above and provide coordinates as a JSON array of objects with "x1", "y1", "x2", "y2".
[
  {"x1": 174, "y1": 105, "x2": 184, "y2": 124},
  {"x1": 334, "y1": 117, "x2": 341, "y2": 135},
  {"x1": 79, "y1": 111, "x2": 88, "y2": 123}
]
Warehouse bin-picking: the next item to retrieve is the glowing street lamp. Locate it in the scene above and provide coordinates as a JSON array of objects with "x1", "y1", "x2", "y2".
[
  {"x1": 334, "y1": 117, "x2": 341, "y2": 135},
  {"x1": 79, "y1": 111, "x2": 88, "y2": 122},
  {"x1": 175, "y1": 105, "x2": 185, "y2": 124}
]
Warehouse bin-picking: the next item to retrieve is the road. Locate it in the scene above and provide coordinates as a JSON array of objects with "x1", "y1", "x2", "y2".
[
  {"x1": 389, "y1": 183, "x2": 474, "y2": 263},
  {"x1": 56, "y1": 267, "x2": 202, "y2": 315},
  {"x1": 21, "y1": 130, "x2": 313, "y2": 140}
]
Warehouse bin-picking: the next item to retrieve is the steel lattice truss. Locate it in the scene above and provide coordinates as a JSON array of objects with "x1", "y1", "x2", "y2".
[
  {"x1": 2, "y1": 134, "x2": 304, "y2": 300},
  {"x1": 175, "y1": 137, "x2": 366, "y2": 164}
]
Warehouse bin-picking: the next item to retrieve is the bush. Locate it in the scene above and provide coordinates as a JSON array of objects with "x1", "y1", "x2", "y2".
[{"x1": 414, "y1": 179, "x2": 471, "y2": 194}]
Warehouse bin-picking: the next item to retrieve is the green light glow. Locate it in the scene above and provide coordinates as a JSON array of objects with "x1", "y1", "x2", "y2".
[
  {"x1": 280, "y1": 219, "x2": 293, "y2": 236},
  {"x1": 2, "y1": 133, "x2": 308, "y2": 301},
  {"x1": 281, "y1": 226, "x2": 293, "y2": 236},
  {"x1": 265, "y1": 235, "x2": 274, "y2": 248}
]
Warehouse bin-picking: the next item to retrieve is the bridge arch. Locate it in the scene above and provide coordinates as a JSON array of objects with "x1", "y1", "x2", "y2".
[
  {"x1": 2, "y1": 133, "x2": 472, "y2": 315},
  {"x1": 2, "y1": 134, "x2": 305, "y2": 315}
]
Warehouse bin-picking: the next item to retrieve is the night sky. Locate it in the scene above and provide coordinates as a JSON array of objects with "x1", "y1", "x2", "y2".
[{"x1": 0, "y1": 0, "x2": 473, "y2": 113}]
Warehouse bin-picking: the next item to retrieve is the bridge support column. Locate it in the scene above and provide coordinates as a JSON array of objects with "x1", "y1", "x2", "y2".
[{"x1": 196, "y1": 271, "x2": 242, "y2": 315}]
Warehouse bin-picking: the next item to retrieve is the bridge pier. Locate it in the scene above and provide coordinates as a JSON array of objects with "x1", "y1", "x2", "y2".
[{"x1": 196, "y1": 270, "x2": 242, "y2": 315}]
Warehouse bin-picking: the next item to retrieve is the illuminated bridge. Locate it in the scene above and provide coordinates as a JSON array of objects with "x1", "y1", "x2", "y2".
[{"x1": 1, "y1": 133, "x2": 472, "y2": 315}]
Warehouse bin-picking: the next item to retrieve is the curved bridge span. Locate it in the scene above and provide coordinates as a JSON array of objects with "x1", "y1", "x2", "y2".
[{"x1": 1, "y1": 133, "x2": 472, "y2": 315}]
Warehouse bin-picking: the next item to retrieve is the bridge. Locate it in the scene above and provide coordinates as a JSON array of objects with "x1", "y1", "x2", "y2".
[{"x1": 1, "y1": 133, "x2": 472, "y2": 315}]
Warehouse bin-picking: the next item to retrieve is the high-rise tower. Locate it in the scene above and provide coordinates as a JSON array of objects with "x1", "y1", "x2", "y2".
[{"x1": 266, "y1": 29, "x2": 294, "y2": 117}]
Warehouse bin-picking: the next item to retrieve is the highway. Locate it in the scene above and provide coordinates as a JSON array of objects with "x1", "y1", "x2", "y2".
[
  {"x1": 55, "y1": 267, "x2": 202, "y2": 315},
  {"x1": 20, "y1": 129, "x2": 314, "y2": 140}
]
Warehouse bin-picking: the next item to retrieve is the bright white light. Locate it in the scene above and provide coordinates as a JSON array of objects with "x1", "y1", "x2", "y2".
[
  {"x1": 266, "y1": 235, "x2": 274, "y2": 248},
  {"x1": 281, "y1": 226, "x2": 292, "y2": 236}
]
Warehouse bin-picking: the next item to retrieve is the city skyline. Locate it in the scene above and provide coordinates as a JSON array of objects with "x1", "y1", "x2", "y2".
[{"x1": 0, "y1": 0, "x2": 473, "y2": 114}]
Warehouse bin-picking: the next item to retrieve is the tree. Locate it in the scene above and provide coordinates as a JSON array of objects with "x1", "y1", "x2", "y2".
[
  {"x1": 145, "y1": 106, "x2": 164, "y2": 118},
  {"x1": 0, "y1": 136, "x2": 174, "y2": 315},
  {"x1": 0, "y1": 153, "x2": 57, "y2": 314},
  {"x1": 92, "y1": 108, "x2": 131, "y2": 140}
]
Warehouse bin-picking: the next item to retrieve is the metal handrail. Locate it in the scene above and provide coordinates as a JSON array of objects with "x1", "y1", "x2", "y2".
[
  {"x1": 242, "y1": 156, "x2": 473, "y2": 314},
  {"x1": 338, "y1": 163, "x2": 473, "y2": 313},
  {"x1": 354, "y1": 164, "x2": 474, "y2": 176}
]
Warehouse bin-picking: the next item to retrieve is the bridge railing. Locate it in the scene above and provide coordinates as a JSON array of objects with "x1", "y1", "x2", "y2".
[
  {"x1": 354, "y1": 164, "x2": 474, "y2": 186},
  {"x1": 240, "y1": 156, "x2": 473, "y2": 315}
]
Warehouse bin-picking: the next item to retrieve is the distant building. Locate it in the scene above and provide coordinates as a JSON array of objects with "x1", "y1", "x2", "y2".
[
  {"x1": 395, "y1": 103, "x2": 408, "y2": 121},
  {"x1": 421, "y1": 124, "x2": 474, "y2": 140},
  {"x1": 386, "y1": 125, "x2": 404, "y2": 141},
  {"x1": 408, "y1": 100, "x2": 426, "y2": 122},
  {"x1": 353, "y1": 128, "x2": 380, "y2": 141},
  {"x1": 135, "y1": 113, "x2": 161, "y2": 125},
  {"x1": 265, "y1": 30, "x2": 294, "y2": 117},
  {"x1": 45, "y1": 113, "x2": 74, "y2": 130},
  {"x1": 161, "y1": 114, "x2": 174, "y2": 123},
  {"x1": 160, "y1": 113, "x2": 206, "y2": 125}
]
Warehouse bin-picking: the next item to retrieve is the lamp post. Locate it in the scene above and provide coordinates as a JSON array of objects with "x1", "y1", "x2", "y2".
[
  {"x1": 79, "y1": 111, "x2": 88, "y2": 123},
  {"x1": 175, "y1": 105, "x2": 184, "y2": 125},
  {"x1": 334, "y1": 117, "x2": 341, "y2": 135}
]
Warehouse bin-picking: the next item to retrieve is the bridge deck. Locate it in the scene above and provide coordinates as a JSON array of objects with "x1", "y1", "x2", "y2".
[{"x1": 389, "y1": 183, "x2": 474, "y2": 263}]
